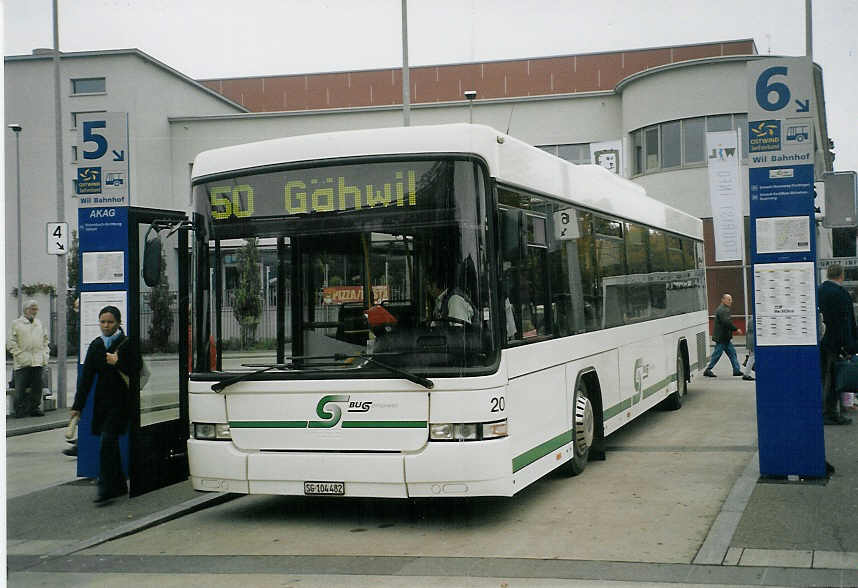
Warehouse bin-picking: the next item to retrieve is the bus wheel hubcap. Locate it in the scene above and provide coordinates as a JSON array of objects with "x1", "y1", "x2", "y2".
[{"x1": 575, "y1": 394, "x2": 594, "y2": 454}]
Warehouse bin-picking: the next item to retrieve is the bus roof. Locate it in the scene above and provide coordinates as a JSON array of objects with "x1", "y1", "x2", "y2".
[{"x1": 192, "y1": 123, "x2": 702, "y2": 239}]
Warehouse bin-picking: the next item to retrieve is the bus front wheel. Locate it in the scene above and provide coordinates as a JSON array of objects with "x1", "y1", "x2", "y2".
[{"x1": 562, "y1": 379, "x2": 594, "y2": 476}]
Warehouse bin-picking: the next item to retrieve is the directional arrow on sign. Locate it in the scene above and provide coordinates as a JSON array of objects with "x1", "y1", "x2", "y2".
[
  {"x1": 112, "y1": 149, "x2": 125, "y2": 161},
  {"x1": 47, "y1": 222, "x2": 68, "y2": 255},
  {"x1": 795, "y1": 99, "x2": 810, "y2": 113}
]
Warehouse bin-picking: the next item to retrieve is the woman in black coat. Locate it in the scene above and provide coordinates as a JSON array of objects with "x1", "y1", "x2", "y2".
[{"x1": 71, "y1": 305, "x2": 141, "y2": 503}]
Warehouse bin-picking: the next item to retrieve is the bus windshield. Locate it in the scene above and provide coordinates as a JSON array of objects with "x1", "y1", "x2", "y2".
[{"x1": 191, "y1": 158, "x2": 498, "y2": 378}]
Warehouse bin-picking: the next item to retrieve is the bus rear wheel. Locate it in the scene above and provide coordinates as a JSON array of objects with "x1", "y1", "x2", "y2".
[
  {"x1": 663, "y1": 352, "x2": 687, "y2": 410},
  {"x1": 562, "y1": 379, "x2": 594, "y2": 476}
]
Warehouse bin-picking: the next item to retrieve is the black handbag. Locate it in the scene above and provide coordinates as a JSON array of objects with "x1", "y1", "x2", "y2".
[{"x1": 835, "y1": 357, "x2": 858, "y2": 392}]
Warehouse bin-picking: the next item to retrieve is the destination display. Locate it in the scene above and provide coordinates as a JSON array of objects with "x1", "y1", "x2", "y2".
[{"x1": 202, "y1": 161, "x2": 449, "y2": 221}]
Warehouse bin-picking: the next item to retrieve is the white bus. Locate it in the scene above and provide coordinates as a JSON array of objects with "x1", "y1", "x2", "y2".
[{"x1": 176, "y1": 124, "x2": 708, "y2": 498}]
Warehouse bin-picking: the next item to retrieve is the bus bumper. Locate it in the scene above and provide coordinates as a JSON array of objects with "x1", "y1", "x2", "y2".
[
  {"x1": 188, "y1": 438, "x2": 249, "y2": 494},
  {"x1": 404, "y1": 437, "x2": 513, "y2": 497},
  {"x1": 189, "y1": 436, "x2": 514, "y2": 498}
]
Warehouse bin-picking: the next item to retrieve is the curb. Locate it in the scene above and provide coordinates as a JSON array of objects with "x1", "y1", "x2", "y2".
[
  {"x1": 6, "y1": 418, "x2": 69, "y2": 437},
  {"x1": 43, "y1": 491, "x2": 239, "y2": 560}
]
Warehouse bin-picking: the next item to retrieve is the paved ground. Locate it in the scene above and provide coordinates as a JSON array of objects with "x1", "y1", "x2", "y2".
[{"x1": 5, "y1": 356, "x2": 858, "y2": 586}]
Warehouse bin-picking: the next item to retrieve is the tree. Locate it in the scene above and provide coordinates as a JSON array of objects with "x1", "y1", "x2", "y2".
[
  {"x1": 233, "y1": 238, "x2": 262, "y2": 347},
  {"x1": 147, "y1": 246, "x2": 174, "y2": 352},
  {"x1": 67, "y1": 231, "x2": 80, "y2": 355}
]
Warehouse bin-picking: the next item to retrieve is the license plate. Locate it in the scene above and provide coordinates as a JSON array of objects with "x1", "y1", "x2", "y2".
[{"x1": 304, "y1": 481, "x2": 345, "y2": 495}]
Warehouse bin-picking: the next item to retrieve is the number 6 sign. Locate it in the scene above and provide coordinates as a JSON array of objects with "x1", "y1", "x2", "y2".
[{"x1": 748, "y1": 57, "x2": 813, "y2": 119}]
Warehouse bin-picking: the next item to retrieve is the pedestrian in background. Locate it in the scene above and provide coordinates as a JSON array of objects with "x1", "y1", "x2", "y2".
[
  {"x1": 818, "y1": 263, "x2": 855, "y2": 425},
  {"x1": 703, "y1": 293, "x2": 743, "y2": 377},
  {"x1": 7, "y1": 300, "x2": 50, "y2": 417},
  {"x1": 70, "y1": 306, "x2": 141, "y2": 503},
  {"x1": 743, "y1": 314, "x2": 756, "y2": 381}
]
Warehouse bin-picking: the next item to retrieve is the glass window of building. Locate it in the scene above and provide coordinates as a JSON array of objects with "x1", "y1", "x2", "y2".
[
  {"x1": 683, "y1": 117, "x2": 705, "y2": 164},
  {"x1": 706, "y1": 114, "x2": 732, "y2": 132},
  {"x1": 557, "y1": 144, "x2": 591, "y2": 165},
  {"x1": 632, "y1": 114, "x2": 751, "y2": 176},
  {"x1": 536, "y1": 144, "x2": 591, "y2": 165},
  {"x1": 632, "y1": 130, "x2": 643, "y2": 175},
  {"x1": 645, "y1": 127, "x2": 659, "y2": 170},
  {"x1": 72, "y1": 78, "x2": 106, "y2": 94},
  {"x1": 661, "y1": 121, "x2": 681, "y2": 168}
]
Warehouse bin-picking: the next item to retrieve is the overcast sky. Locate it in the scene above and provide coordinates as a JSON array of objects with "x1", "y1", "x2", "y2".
[{"x1": 3, "y1": 0, "x2": 856, "y2": 173}]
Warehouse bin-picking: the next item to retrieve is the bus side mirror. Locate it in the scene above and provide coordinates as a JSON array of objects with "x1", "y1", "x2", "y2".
[{"x1": 142, "y1": 229, "x2": 162, "y2": 287}]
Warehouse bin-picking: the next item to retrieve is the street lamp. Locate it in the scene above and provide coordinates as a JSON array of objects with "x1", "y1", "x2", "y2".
[
  {"x1": 464, "y1": 90, "x2": 477, "y2": 124},
  {"x1": 8, "y1": 123, "x2": 23, "y2": 317}
]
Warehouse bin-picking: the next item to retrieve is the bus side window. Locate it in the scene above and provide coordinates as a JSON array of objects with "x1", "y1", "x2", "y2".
[
  {"x1": 499, "y1": 206, "x2": 522, "y2": 342},
  {"x1": 594, "y1": 217, "x2": 626, "y2": 329}
]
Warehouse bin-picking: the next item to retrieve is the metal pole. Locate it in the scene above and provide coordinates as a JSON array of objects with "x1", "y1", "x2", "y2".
[
  {"x1": 805, "y1": 0, "x2": 813, "y2": 59},
  {"x1": 53, "y1": 0, "x2": 68, "y2": 408},
  {"x1": 469, "y1": 101, "x2": 474, "y2": 124},
  {"x1": 14, "y1": 128, "x2": 23, "y2": 317},
  {"x1": 401, "y1": 0, "x2": 410, "y2": 126},
  {"x1": 739, "y1": 125, "x2": 750, "y2": 334}
]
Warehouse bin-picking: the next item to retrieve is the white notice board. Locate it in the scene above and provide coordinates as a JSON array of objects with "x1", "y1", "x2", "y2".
[
  {"x1": 82, "y1": 251, "x2": 125, "y2": 284},
  {"x1": 755, "y1": 216, "x2": 811, "y2": 254},
  {"x1": 753, "y1": 262, "x2": 817, "y2": 346}
]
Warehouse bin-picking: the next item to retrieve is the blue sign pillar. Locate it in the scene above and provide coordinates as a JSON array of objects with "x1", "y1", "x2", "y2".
[
  {"x1": 747, "y1": 58, "x2": 825, "y2": 478},
  {"x1": 74, "y1": 112, "x2": 131, "y2": 479}
]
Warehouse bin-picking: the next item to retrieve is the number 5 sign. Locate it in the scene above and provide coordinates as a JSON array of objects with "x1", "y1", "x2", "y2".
[{"x1": 76, "y1": 112, "x2": 130, "y2": 207}]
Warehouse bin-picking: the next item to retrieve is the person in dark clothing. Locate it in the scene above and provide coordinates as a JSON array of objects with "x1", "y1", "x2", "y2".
[
  {"x1": 70, "y1": 306, "x2": 142, "y2": 503},
  {"x1": 425, "y1": 275, "x2": 475, "y2": 326},
  {"x1": 818, "y1": 263, "x2": 856, "y2": 425},
  {"x1": 703, "y1": 293, "x2": 743, "y2": 377}
]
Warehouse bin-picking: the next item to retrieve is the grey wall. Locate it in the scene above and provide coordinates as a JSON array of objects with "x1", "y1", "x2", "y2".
[{"x1": 4, "y1": 52, "x2": 243, "y2": 332}]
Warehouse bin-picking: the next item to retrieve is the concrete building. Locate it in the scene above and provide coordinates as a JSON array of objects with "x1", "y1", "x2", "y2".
[
  {"x1": 4, "y1": 40, "x2": 836, "y2": 341},
  {"x1": 4, "y1": 49, "x2": 246, "y2": 337}
]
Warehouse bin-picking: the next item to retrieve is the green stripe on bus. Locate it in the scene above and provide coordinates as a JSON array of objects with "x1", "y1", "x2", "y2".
[
  {"x1": 603, "y1": 370, "x2": 680, "y2": 418},
  {"x1": 229, "y1": 421, "x2": 308, "y2": 428},
  {"x1": 643, "y1": 374, "x2": 675, "y2": 399},
  {"x1": 512, "y1": 430, "x2": 573, "y2": 473},
  {"x1": 228, "y1": 420, "x2": 427, "y2": 429},
  {"x1": 603, "y1": 397, "x2": 632, "y2": 420},
  {"x1": 342, "y1": 421, "x2": 427, "y2": 428}
]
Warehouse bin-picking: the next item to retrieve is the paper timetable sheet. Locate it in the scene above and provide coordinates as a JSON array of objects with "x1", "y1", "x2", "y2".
[{"x1": 753, "y1": 262, "x2": 817, "y2": 346}]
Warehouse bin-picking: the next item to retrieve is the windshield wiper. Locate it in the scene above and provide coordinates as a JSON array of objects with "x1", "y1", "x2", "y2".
[
  {"x1": 211, "y1": 363, "x2": 290, "y2": 393},
  {"x1": 358, "y1": 354, "x2": 434, "y2": 389},
  {"x1": 211, "y1": 352, "x2": 434, "y2": 392}
]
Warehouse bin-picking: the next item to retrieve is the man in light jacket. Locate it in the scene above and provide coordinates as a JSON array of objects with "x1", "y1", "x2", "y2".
[{"x1": 7, "y1": 300, "x2": 50, "y2": 417}]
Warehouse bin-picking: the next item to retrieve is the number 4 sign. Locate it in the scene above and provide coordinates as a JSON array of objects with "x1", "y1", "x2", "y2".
[{"x1": 47, "y1": 222, "x2": 69, "y2": 255}]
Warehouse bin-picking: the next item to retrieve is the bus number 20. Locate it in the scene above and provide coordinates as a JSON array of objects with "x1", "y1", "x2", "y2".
[{"x1": 490, "y1": 396, "x2": 505, "y2": 412}]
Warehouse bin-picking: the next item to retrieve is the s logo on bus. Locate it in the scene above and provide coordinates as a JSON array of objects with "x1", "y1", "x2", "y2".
[
  {"x1": 633, "y1": 358, "x2": 645, "y2": 404},
  {"x1": 311, "y1": 395, "x2": 351, "y2": 428},
  {"x1": 310, "y1": 395, "x2": 374, "y2": 428}
]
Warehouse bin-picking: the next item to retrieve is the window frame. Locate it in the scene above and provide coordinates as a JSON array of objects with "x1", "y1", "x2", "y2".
[
  {"x1": 631, "y1": 113, "x2": 748, "y2": 177},
  {"x1": 71, "y1": 77, "x2": 106, "y2": 95}
]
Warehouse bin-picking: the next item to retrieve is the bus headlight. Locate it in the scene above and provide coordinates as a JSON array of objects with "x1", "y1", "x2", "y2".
[
  {"x1": 193, "y1": 422, "x2": 232, "y2": 440},
  {"x1": 429, "y1": 419, "x2": 507, "y2": 441}
]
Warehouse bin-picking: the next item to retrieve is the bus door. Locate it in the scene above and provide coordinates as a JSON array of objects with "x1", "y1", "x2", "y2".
[{"x1": 128, "y1": 207, "x2": 189, "y2": 496}]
